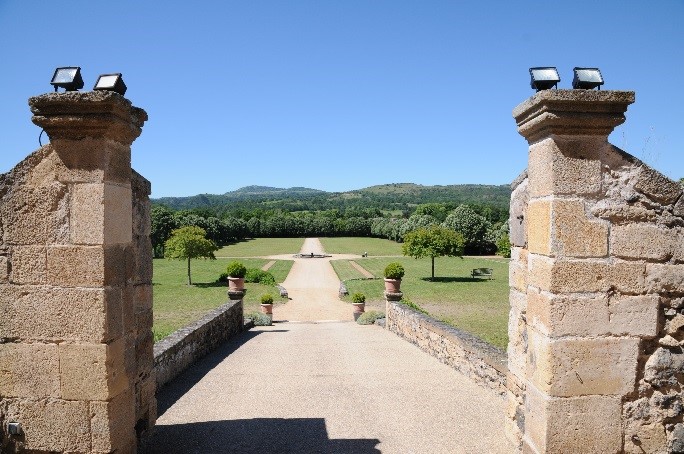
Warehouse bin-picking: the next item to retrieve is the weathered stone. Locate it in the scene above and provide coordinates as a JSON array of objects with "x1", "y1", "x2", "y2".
[
  {"x1": 530, "y1": 258, "x2": 645, "y2": 294},
  {"x1": 647, "y1": 264, "x2": 684, "y2": 294},
  {"x1": 91, "y1": 389, "x2": 136, "y2": 452},
  {"x1": 667, "y1": 314, "x2": 684, "y2": 335},
  {"x1": 1, "y1": 182, "x2": 67, "y2": 245},
  {"x1": 634, "y1": 165, "x2": 683, "y2": 205},
  {"x1": 524, "y1": 385, "x2": 622, "y2": 453},
  {"x1": 0, "y1": 255, "x2": 8, "y2": 283},
  {"x1": 659, "y1": 335, "x2": 680, "y2": 348},
  {"x1": 10, "y1": 245, "x2": 46, "y2": 284},
  {"x1": 550, "y1": 199, "x2": 608, "y2": 257},
  {"x1": 47, "y1": 245, "x2": 105, "y2": 287},
  {"x1": 528, "y1": 200, "x2": 551, "y2": 256},
  {"x1": 50, "y1": 138, "x2": 132, "y2": 184},
  {"x1": 510, "y1": 178, "x2": 529, "y2": 248},
  {"x1": 670, "y1": 423, "x2": 684, "y2": 453},
  {"x1": 509, "y1": 247, "x2": 528, "y2": 292},
  {"x1": 528, "y1": 328, "x2": 639, "y2": 397},
  {"x1": 71, "y1": 183, "x2": 133, "y2": 245},
  {"x1": 526, "y1": 288, "x2": 608, "y2": 337},
  {"x1": 0, "y1": 343, "x2": 60, "y2": 398},
  {"x1": 527, "y1": 137, "x2": 604, "y2": 198},
  {"x1": 0, "y1": 285, "x2": 107, "y2": 342},
  {"x1": 644, "y1": 347, "x2": 684, "y2": 387},
  {"x1": 611, "y1": 223, "x2": 677, "y2": 261},
  {"x1": 624, "y1": 421, "x2": 667, "y2": 454},
  {"x1": 609, "y1": 295, "x2": 659, "y2": 338},
  {"x1": 59, "y1": 339, "x2": 128, "y2": 401}
]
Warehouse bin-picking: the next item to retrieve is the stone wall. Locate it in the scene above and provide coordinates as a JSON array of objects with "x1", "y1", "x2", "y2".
[
  {"x1": 507, "y1": 90, "x2": 684, "y2": 453},
  {"x1": 0, "y1": 91, "x2": 154, "y2": 452},
  {"x1": 386, "y1": 300, "x2": 507, "y2": 395},
  {"x1": 154, "y1": 296, "x2": 245, "y2": 388}
]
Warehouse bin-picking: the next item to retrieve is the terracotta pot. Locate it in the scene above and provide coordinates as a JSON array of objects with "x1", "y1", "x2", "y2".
[
  {"x1": 384, "y1": 278, "x2": 401, "y2": 293},
  {"x1": 352, "y1": 303, "x2": 365, "y2": 314},
  {"x1": 228, "y1": 277, "x2": 245, "y2": 291},
  {"x1": 260, "y1": 303, "x2": 273, "y2": 315}
]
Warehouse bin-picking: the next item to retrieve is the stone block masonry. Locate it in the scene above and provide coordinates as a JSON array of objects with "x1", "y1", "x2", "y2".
[
  {"x1": 507, "y1": 90, "x2": 684, "y2": 454},
  {"x1": 0, "y1": 91, "x2": 154, "y2": 452}
]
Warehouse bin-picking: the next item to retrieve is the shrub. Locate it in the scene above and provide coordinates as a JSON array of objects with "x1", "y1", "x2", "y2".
[
  {"x1": 246, "y1": 311, "x2": 272, "y2": 326},
  {"x1": 260, "y1": 294, "x2": 274, "y2": 305},
  {"x1": 496, "y1": 233, "x2": 511, "y2": 258},
  {"x1": 357, "y1": 310, "x2": 385, "y2": 325},
  {"x1": 245, "y1": 268, "x2": 276, "y2": 285},
  {"x1": 225, "y1": 261, "x2": 247, "y2": 278},
  {"x1": 351, "y1": 292, "x2": 366, "y2": 304},
  {"x1": 384, "y1": 262, "x2": 405, "y2": 280},
  {"x1": 217, "y1": 272, "x2": 229, "y2": 283},
  {"x1": 400, "y1": 297, "x2": 428, "y2": 315}
]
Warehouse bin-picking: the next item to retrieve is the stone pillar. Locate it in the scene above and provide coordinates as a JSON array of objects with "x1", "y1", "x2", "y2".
[
  {"x1": 507, "y1": 89, "x2": 682, "y2": 454},
  {"x1": 0, "y1": 91, "x2": 153, "y2": 452}
]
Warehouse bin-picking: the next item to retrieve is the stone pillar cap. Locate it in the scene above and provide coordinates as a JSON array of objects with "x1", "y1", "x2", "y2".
[
  {"x1": 29, "y1": 91, "x2": 147, "y2": 143},
  {"x1": 513, "y1": 89, "x2": 635, "y2": 143}
]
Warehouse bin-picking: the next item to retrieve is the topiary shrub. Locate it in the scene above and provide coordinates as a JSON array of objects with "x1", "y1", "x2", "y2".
[
  {"x1": 384, "y1": 262, "x2": 405, "y2": 280},
  {"x1": 246, "y1": 311, "x2": 272, "y2": 326},
  {"x1": 217, "y1": 272, "x2": 229, "y2": 283},
  {"x1": 260, "y1": 293, "x2": 274, "y2": 305},
  {"x1": 357, "y1": 311, "x2": 385, "y2": 325},
  {"x1": 351, "y1": 292, "x2": 366, "y2": 304},
  {"x1": 226, "y1": 261, "x2": 247, "y2": 278},
  {"x1": 245, "y1": 268, "x2": 276, "y2": 285}
]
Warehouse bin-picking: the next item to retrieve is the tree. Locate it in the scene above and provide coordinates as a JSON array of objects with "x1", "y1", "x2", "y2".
[
  {"x1": 442, "y1": 205, "x2": 495, "y2": 254},
  {"x1": 402, "y1": 225, "x2": 464, "y2": 280},
  {"x1": 164, "y1": 226, "x2": 218, "y2": 285},
  {"x1": 151, "y1": 205, "x2": 177, "y2": 258}
]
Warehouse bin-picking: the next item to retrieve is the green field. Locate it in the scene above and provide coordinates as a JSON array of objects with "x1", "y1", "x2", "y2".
[
  {"x1": 153, "y1": 256, "x2": 293, "y2": 341},
  {"x1": 330, "y1": 249, "x2": 510, "y2": 349},
  {"x1": 319, "y1": 237, "x2": 402, "y2": 256},
  {"x1": 216, "y1": 238, "x2": 305, "y2": 257}
]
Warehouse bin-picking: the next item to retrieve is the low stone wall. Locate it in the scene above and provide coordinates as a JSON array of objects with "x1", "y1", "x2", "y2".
[
  {"x1": 154, "y1": 299, "x2": 245, "y2": 388},
  {"x1": 386, "y1": 301, "x2": 507, "y2": 396}
]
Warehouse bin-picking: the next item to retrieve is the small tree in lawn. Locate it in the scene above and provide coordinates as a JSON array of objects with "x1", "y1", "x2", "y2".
[
  {"x1": 402, "y1": 225, "x2": 464, "y2": 280},
  {"x1": 164, "y1": 226, "x2": 218, "y2": 285}
]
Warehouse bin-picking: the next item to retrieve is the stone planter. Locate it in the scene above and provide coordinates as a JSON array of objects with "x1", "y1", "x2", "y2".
[
  {"x1": 352, "y1": 302, "x2": 365, "y2": 321},
  {"x1": 260, "y1": 303, "x2": 273, "y2": 315},
  {"x1": 227, "y1": 277, "x2": 245, "y2": 291},
  {"x1": 384, "y1": 278, "x2": 401, "y2": 293}
]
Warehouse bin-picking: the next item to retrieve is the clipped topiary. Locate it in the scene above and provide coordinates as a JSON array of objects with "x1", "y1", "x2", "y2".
[
  {"x1": 226, "y1": 261, "x2": 247, "y2": 278},
  {"x1": 260, "y1": 293, "x2": 274, "y2": 305},
  {"x1": 384, "y1": 262, "x2": 405, "y2": 280},
  {"x1": 245, "y1": 268, "x2": 276, "y2": 285},
  {"x1": 351, "y1": 292, "x2": 366, "y2": 304},
  {"x1": 357, "y1": 310, "x2": 386, "y2": 325}
]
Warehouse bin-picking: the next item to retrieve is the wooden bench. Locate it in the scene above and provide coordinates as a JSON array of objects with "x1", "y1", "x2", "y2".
[{"x1": 471, "y1": 268, "x2": 493, "y2": 279}]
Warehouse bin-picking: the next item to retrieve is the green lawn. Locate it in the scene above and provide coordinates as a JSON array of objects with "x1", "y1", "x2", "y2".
[
  {"x1": 332, "y1": 255, "x2": 510, "y2": 349},
  {"x1": 319, "y1": 237, "x2": 402, "y2": 256},
  {"x1": 216, "y1": 238, "x2": 305, "y2": 257},
  {"x1": 153, "y1": 257, "x2": 293, "y2": 341}
]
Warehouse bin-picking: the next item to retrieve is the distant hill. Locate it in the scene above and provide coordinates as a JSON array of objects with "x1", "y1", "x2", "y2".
[{"x1": 153, "y1": 183, "x2": 511, "y2": 216}]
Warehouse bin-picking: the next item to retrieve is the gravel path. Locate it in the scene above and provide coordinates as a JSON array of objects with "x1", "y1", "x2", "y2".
[{"x1": 146, "y1": 238, "x2": 509, "y2": 453}]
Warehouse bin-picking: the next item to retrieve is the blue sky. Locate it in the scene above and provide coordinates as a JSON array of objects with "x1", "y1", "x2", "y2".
[{"x1": 1, "y1": 1, "x2": 682, "y2": 197}]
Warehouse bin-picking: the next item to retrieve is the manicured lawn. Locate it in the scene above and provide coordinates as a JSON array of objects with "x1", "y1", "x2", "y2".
[
  {"x1": 330, "y1": 260, "x2": 370, "y2": 282},
  {"x1": 332, "y1": 255, "x2": 510, "y2": 349},
  {"x1": 153, "y1": 257, "x2": 293, "y2": 341},
  {"x1": 319, "y1": 237, "x2": 402, "y2": 256},
  {"x1": 216, "y1": 238, "x2": 305, "y2": 257}
]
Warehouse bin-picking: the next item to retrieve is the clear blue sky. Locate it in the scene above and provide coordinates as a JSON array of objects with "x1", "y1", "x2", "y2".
[{"x1": 1, "y1": 1, "x2": 682, "y2": 197}]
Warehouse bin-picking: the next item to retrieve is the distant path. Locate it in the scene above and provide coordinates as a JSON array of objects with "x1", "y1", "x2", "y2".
[
  {"x1": 261, "y1": 260, "x2": 276, "y2": 271},
  {"x1": 349, "y1": 260, "x2": 375, "y2": 278}
]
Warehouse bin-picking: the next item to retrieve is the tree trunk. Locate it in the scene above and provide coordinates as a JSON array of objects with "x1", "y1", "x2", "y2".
[
  {"x1": 187, "y1": 257, "x2": 192, "y2": 285},
  {"x1": 431, "y1": 256, "x2": 435, "y2": 280}
]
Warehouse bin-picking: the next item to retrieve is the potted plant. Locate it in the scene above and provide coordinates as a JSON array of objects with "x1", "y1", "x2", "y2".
[
  {"x1": 225, "y1": 261, "x2": 247, "y2": 291},
  {"x1": 260, "y1": 293, "x2": 274, "y2": 315},
  {"x1": 351, "y1": 292, "x2": 366, "y2": 320},
  {"x1": 384, "y1": 262, "x2": 404, "y2": 293}
]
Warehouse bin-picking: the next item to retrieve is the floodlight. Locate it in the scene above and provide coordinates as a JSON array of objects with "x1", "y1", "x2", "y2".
[
  {"x1": 529, "y1": 67, "x2": 560, "y2": 91},
  {"x1": 50, "y1": 67, "x2": 84, "y2": 92},
  {"x1": 572, "y1": 67, "x2": 604, "y2": 90},
  {"x1": 93, "y1": 73, "x2": 127, "y2": 96}
]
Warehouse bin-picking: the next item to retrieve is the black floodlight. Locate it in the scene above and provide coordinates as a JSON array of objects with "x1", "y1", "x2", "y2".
[
  {"x1": 93, "y1": 73, "x2": 127, "y2": 96},
  {"x1": 529, "y1": 67, "x2": 560, "y2": 91},
  {"x1": 50, "y1": 67, "x2": 84, "y2": 92},
  {"x1": 572, "y1": 67, "x2": 604, "y2": 90}
]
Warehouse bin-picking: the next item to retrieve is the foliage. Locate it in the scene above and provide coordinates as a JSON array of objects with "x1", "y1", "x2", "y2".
[
  {"x1": 384, "y1": 262, "x2": 405, "y2": 280},
  {"x1": 245, "y1": 268, "x2": 276, "y2": 285},
  {"x1": 496, "y1": 233, "x2": 511, "y2": 258},
  {"x1": 225, "y1": 261, "x2": 247, "y2": 278},
  {"x1": 217, "y1": 272, "x2": 229, "y2": 283},
  {"x1": 151, "y1": 205, "x2": 177, "y2": 257},
  {"x1": 260, "y1": 293, "x2": 274, "y2": 305},
  {"x1": 164, "y1": 226, "x2": 218, "y2": 285},
  {"x1": 246, "y1": 311, "x2": 272, "y2": 326},
  {"x1": 402, "y1": 225, "x2": 464, "y2": 279},
  {"x1": 414, "y1": 203, "x2": 451, "y2": 222},
  {"x1": 357, "y1": 310, "x2": 385, "y2": 325},
  {"x1": 442, "y1": 205, "x2": 496, "y2": 255},
  {"x1": 400, "y1": 298, "x2": 428, "y2": 315},
  {"x1": 351, "y1": 292, "x2": 366, "y2": 304},
  {"x1": 398, "y1": 214, "x2": 439, "y2": 241}
]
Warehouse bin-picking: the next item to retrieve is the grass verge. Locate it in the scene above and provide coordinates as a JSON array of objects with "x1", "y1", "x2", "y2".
[
  {"x1": 319, "y1": 237, "x2": 402, "y2": 256},
  {"x1": 216, "y1": 238, "x2": 305, "y2": 257}
]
